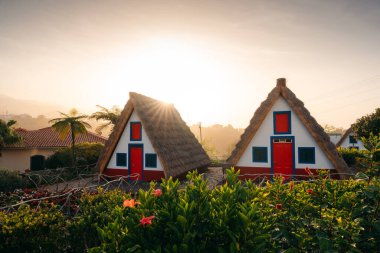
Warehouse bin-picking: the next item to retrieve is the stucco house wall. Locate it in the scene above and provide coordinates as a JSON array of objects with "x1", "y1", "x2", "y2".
[{"x1": 0, "y1": 149, "x2": 55, "y2": 172}]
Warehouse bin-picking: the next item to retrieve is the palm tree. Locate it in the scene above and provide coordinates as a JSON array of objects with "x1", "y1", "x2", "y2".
[
  {"x1": 90, "y1": 105, "x2": 121, "y2": 135},
  {"x1": 49, "y1": 109, "x2": 91, "y2": 166},
  {"x1": 0, "y1": 119, "x2": 21, "y2": 156}
]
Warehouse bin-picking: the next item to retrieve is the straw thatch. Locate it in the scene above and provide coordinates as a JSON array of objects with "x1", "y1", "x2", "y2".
[
  {"x1": 227, "y1": 78, "x2": 351, "y2": 179},
  {"x1": 336, "y1": 127, "x2": 353, "y2": 147},
  {"x1": 98, "y1": 92, "x2": 210, "y2": 179}
]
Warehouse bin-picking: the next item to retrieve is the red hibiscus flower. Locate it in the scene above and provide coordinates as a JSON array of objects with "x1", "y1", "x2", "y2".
[
  {"x1": 275, "y1": 204, "x2": 282, "y2": 210},
  {"x1": 23, "y1": 188, "x2": 32, "y2": 194},
  {"x1": 140, "y1": 215, "x2": 155, "y2": 226},
  {"x1": 307, "y1": 189, "x2": 313, "y2": 195},
  {"x1": 152, "y1": 189, "x2": 162, "y2": 197}
]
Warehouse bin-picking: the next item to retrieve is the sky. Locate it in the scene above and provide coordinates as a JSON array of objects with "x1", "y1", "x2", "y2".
[{"x1": 0, "y1": 0, "x2": 379, "y2": 129}]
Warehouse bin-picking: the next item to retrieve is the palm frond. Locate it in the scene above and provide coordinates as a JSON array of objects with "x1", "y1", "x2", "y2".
[
  {"x1": 6, "y1": 120, "x2": 17, "y2": 127},
  {"x1": 51, "y1": 121, "x2": 71, "y2": 140},
  {"x1": 90, "y1": 105, "x2": 120, "y2": 125},
  {"x1": 95, "y1": 122, "x2": 112, "y2": 135},
  {"x1": 0, "y1": 119, "x2": 21, "y2": 147}
]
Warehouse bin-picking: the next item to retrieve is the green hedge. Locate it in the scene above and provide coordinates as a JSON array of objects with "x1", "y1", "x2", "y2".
[
  {"x1": 44, "y1": 142, "x2": 104, "y2": 169},
  {"x1": 0, "y1": 168, "x2": 31, "y2": 192},
  {"x1": 1, "y1": 169, "x2": 380, "y2": 252},
  {"x1": 338, "y1": 147, "x2": 366, "y2": 167}
]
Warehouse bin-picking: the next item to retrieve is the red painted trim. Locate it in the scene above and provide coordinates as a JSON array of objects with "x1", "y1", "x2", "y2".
[
  {"x1": 103, "y1": 168, "x2": 129, "y2": 177},
  {"x1": 295, "y1": 168, "x2": 339, "y2": 179},
  {"x1": 144, "y1": 170, "x2": 165, "y2": 181},
  {"x1": 103, "y1": 168, "x2": 165, "y2": 181},
  {"x1": 235, "y1": 166, "x2": 339, "y2": 180}
]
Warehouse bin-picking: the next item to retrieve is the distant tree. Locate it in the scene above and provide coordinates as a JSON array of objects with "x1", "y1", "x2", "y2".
[
  {"x1": 90, "y1": 105, "x2": 121, "y2": 135},
  {"x1": 49, "y1": 109, "x2": 91, "y2": 166},
  {"x1": 323, "y1": 124, "x2": 345, "y2": 135},
  {"x1": 0, "y1": 119, "x2": 21, "y2": 156},
  {"x1": 352, "y1": 108, "x2": 380, "y2": 139},
  {"x1": 189, "y1": 123, "x2": 243, "y2": 159},
  {"x1": 45, "y1": 142, "x2": 104, "y2": 169},
  {"x1": 200, "y1": 138, "x2": 218, "y2": 159}
]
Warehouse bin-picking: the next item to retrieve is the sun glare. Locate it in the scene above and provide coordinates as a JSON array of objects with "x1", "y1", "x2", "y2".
[{"x1": 92, "y1": 37, "x2": 236, "y2": 125}]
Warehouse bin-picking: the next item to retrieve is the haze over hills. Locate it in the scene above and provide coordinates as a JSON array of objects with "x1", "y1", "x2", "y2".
[
  {"x1": 0, "y1": 94, "x2": 347, "y2": 159},
  {"x1": 0, "y1": 110, "x2": 244, "y2": 158},
  {"x1": 190, "y1": 124, "x2": 244, "y2": 159},
  {"x1": 0, "y1": 114, "x2": 51, "y2": 130},
  {"x1": 0, "y1": 94, "x2": 67, "y2": 118}
]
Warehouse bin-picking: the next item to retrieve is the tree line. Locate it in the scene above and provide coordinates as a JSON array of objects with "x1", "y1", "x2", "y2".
[
  {"x1": 0, "y1": 105, "x2": 121, "y2": 167},
  {"x1": 1, "y1": 106, "x2": 380, "y2": 167}
]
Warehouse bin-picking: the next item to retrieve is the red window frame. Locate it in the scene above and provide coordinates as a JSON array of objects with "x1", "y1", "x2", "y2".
[
  {"x1": 274, "y1": 111, "x2": 291, "y2": 134},
  {"x1": 130, "y1": 122, "x2": 142, "y2": 141}
]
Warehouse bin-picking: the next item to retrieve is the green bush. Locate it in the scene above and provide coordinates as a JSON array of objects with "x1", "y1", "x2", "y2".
[
  {"x1": 1, "y1": 169, "x2": 379, "y2": 252},
  {"x1": 0, "y1": 168, "x2": 31, "y2": 192},
  {"x1": 338, "y1": 147, "x2": 366, "y2": 166},
  {"x1": 0, "y1": 204, "x2": 69, "y2": 253},
  {"x1": 45, "y1": 142, "x2": 104, "y2": 169}
]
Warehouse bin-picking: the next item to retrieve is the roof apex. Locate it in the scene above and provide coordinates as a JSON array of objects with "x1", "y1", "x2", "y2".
[{"x1": 277, "y1": 78, "x2": 286, "y2": 87}]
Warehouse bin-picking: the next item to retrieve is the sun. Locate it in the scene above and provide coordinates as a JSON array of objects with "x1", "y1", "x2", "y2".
[{"x1": 91, "y1": 37, "x2": 236, "y2": 125}]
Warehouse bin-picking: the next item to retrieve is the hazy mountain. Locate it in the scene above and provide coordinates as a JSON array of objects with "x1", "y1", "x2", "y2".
[
  {"x1": 0, "y1": 114, "x2": 51, "y2": 130},
  {"x1": 0, "y1": 94, "x2": 66, "y2": 118},
  {"x1": 0, "y1": 94, "x2": 245, "y2": 157},
  {"x1": 0, "y1": 113, "x2": 109, "y2": 137}
]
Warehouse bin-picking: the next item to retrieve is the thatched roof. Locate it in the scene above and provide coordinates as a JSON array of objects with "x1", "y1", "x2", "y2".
[
  {"x1": 227, "y1": 78, "x2": 351, "y2": 179},
  {"x1": 336, "y1": 127, "x2": 353, "y2": 147},
  {"x1": 98, "y1": 92, "x2": 210, "y2": 179}
]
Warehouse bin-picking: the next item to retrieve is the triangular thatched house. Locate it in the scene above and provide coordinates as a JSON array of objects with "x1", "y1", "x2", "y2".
[
  {"x1": 98, "y1": 92, "x2": 210, "y2": 181},
  {"x1": 336, "y1": 127, "x2": 366, "y2": 150},
  {"x1": 227, "y1": 78, "x2": 351, "y2": 179}
]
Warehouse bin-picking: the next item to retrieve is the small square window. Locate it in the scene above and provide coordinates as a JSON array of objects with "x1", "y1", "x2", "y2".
[
  {"x1": 274, "y1": 111, "x2": 291, "y2": 134},
  {"x1": 349, "y1": 135, "x2": 357, "y2": 144},
  {"x1": 298, "y1": 147, "x2": 315, "y2": 164},
  {"x1": 130, "y1": 122, "x2": 142, "y2": 141},
  {"x1": 252, "y1": 147, "x2": 268, "y2": 163},
  {"x1": 116, "y1": 153, "x2": 127, "y2": 166},
  {"x1": 145, "y1": 153, "x2": 157, "y2": 168}
]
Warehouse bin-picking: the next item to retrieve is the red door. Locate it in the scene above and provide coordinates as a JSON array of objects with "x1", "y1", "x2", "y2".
[
  {"x1": 272, "y1": 137, "x2": 293, "y2": 178},
  {"x1": 129, "y1": 145, "x2": 143, "y2": 181}
]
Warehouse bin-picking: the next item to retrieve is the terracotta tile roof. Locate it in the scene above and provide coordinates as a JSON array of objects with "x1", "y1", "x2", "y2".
[
  {"x1": 5, "y1": 127, "x2": 107, "y2": 149},
  {"x1": 98, "y1": 92, "x2": 210, "y2": 179},
  {"x1": 227, "y1": 78, "x2": 351, "y2": 179}
]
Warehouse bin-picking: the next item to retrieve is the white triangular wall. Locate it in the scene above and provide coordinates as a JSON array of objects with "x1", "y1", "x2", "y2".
[
  {"x1": 236, "y1": 97, "x2": 334, "y2": 169},
  {"x1": 338, "y1": 134, "x2": 366, "y2": 150},
  {"x1": 106, "y1": 110, "x2": 163, "y2": 171}
]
